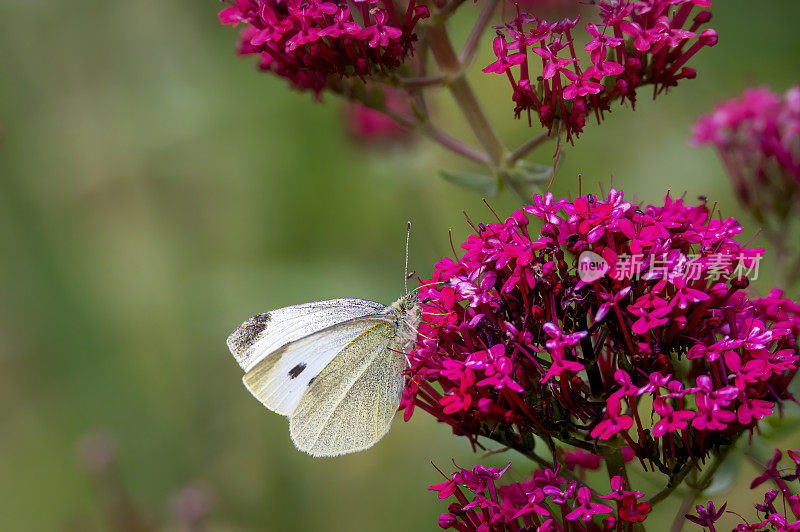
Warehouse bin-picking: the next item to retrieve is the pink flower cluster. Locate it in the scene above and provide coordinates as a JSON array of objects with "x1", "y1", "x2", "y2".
[
  {"x1": 692, "y1": 86, "x2": 800, "y2": 216},
  {"x1": 403, "y1": 189, "x2": 800, "y2": 472},
  {"x1": 484, "y1": 0, "x2": 717, "y2": 141},
  {"x1": 345, "y1": 88, "x2": 413, "y2": 143},
  {"x1": 689, "y1": 448, "x2": 800, "y2": 531},
  {"x1": 219, "y1": 0, "x2": 429, "y2": 93},
  {"x1": 429, "y1": 460, "x2": 651, "y2": 531}
]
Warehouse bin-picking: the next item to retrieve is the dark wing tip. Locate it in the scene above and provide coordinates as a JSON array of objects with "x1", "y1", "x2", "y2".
[{"x1": 227, "y1": 312, "x2": 271, "y2": 354}]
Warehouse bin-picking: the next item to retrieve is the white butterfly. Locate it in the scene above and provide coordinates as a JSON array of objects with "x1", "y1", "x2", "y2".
[{"x1": 227, "y1": 293, "x2": 420, "y2": 457}]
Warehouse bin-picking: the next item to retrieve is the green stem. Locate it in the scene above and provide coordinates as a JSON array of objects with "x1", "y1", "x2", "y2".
[
  {"x1": 664, "y1": 444, "x2": 736, "y2": 532},
  {"x1": 669, "y1": 471, "x2": 698, "y2": 532},
  {"x1": 647, "y1": 463, "x2": 693, "y2": 506},
  {"x1": 425, "y1": 22, "x2": 542, "y2": 199},
  {"x1": 391, "y1": 74, "x2": 447, "y2": 88},
  {"x1": 696, "y1": 444, "x2": 735, "y2": 492},
  {"x1": 328, "y1": 78, "x2": 491, "y2": 164},
  {"x1": 605, "y1": 447, "x2": 632, "y2": 488},
  {"x1": 421, "y1": 122, "x2": 491, "y2": 165},
  {"x1": 459, "y1": 0, "x2": 500, "y2": 67},
  {"x1": 508, "y1": 132, "x2": 551, "y2": 165},
  {"x1": 425, "y1": 23, "x2": 509, "y2": 171}
]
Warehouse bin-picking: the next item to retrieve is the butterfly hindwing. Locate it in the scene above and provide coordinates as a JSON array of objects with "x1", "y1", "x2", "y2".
[
  {"x1": 242, "y1": 316, "x2": 390, "y2": 416},
  {"x1": 227, "y1": 299, "x2": 386, "y2": 373},
  {"x1": 288, "y1": 321, "x2": 407, "y2": 457}
]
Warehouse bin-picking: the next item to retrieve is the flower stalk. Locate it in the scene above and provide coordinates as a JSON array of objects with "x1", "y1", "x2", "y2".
[{"x1": 424, "y1": 21, "x2": 509, "y2": 171}]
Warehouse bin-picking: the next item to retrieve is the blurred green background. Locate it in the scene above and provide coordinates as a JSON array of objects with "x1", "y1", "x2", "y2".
[{"x1": 1, "y1": 0, "x2": 799, "y2": 530}]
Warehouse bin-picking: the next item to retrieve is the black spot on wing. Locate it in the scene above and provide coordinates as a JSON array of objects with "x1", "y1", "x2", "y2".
[
  {"x1": 288, "y1": 363, "x2": 307, "y2": 379},
  {"x1": 308, "y1": 375, "x2": 317, "y2": 387},
  {"x1": 230, "y1": 312, "x2": 271, "y2": 351}
]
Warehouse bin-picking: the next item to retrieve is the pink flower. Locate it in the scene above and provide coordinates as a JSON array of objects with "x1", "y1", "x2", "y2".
[
  {"x1": 692, "y1": 394, "x2": 736, "y2": 431},
  {"x1": 542, "y1": 322, "x2": 588, "y2": 350},
  {"x1": 431, "y1": 460, "x2": 646, "y2": 530},
  {"x1": 566, "y1": 487, "x2": 614, "y2": 521},
  {"x1": 693, "y1": 86, "x2": 800, "y2": 286},
  {"x1": 471, "y1": 345, "x2": 525, "y2": 392},
  {"x1": 561, "y1": 70, "x2": 605, "y2": 100},
  {"x1": 686, "y1": 501, "x2": 727, "y2": 530},
  {"x1": 219, "y1": 0, "x2": 428, "y2": 93},
  {"x1": 485, "y1": 1, "x2": 717, "y2": 141},
  {"x1": 482, "y1": 35, "x2": 527, "y2": 74},
  {"x1": 523, "y1": 192, "x2": 566, "y2": 224},
  {"x1": 590, "y1": 397, "x2": 633, "y2": 440},
  {"x1": 584, "y1": 23, "x2": 625, "y2": 63},
  {"x1": 540, "y1": 351, "x2": 585, "y2": 383},
  {"x1": 318, "y1": 6, "x2": 362, "y2": 38},
  {"x1": 599, "y1": 476, "x2": 644, "y2": 502},
  {"x1": 345, "y1": 88, "x2": 412, "y2": 143},
  {"x1": 736, "y1": 395, "x2": 774, "y2": 425},
  {"x1": 405, "y1": 189, "x2": 800, "y2": 473},
  {"x1": 652, "y1": 397, "x2": 695, "y2": 437},
  {"x1": 428, "y1": 473, "x2": 461, "y2": 499},
  {"x1": 358, "y1": 10, "x2": 402, "y2": 48}
]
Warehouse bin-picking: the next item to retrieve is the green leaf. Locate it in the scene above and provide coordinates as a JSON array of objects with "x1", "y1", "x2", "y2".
[
  {"x1": 439, "y1": 169, "x2": 500, "y2": 195},
  {"x1": 508, "y1": 160, "x2": 554, "y2": 184},
  {"x1": 500, "y1": 156, "x2": 565, "y2": 197}
]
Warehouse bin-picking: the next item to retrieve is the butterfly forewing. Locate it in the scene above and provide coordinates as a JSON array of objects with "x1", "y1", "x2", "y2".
[
  {"x1": 242, "y1": 316, "x2": 391, "y2": 416},
  {"x1": 288, "y1": 321, "x2": 407, "y2": 457},
  {"x1": 227, "y1": 299, "x2": 386, "y2": 372}
]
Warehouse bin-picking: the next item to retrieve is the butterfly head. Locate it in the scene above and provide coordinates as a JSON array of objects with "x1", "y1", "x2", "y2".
[
  {"x1": 387, "y1": 292, "x2": 420, "y2": 349},
  {"x1": 398, "y1": 291, "x2": 419, "y2": 311}
]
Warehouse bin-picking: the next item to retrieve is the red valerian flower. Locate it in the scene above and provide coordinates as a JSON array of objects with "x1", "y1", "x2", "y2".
[
  {"x1": 692, "y1": 86, "x2": 800, "y2": 185},
  {"x1": 219, "y1": 0, "x2": 428, "y2": 93},
  {"x1": 403, "y1": 188, "x2": 800, "y2": 474},
  {"x1": 344, "y1": 87, "x2": 414, "y2": 144},
  {"x1": 692, "y1": 86, "x2": 800, "y2": 288},
  {"x1": 345, "y1": 102, "x2": 408, "y2": 141},
  {"x1": 483, "y1": 34, "x2": 528, "y2": 74},
  {"x1": 486, "y1": 0, "x2": 717, "y2": 141},
  {"x1": 430, "y1": 462, "x2": 649, "y2": 531},
  {"x1": 695, "y1": 448, "x2": 800, "y2": 531},
  {"x1": 686, "y1": 501, "x2": 727, "y2": 531}
]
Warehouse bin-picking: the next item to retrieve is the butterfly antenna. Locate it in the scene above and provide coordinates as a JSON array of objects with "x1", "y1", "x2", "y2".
[{"x1": 404, "y1": 221, "x2": 411, "y2": 294}]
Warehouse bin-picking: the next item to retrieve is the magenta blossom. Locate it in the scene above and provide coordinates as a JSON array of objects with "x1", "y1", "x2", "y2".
[
  {"x1": 219, "y1": 0, "x2": 428, "y2": 93},
  {"x1": 345, "y1": 87, "x2": 413, "y2": 144},
  {"x1": 430, "y1": 461, "x2": 650, "y2": 531},
  {"x1": 686, "y1": 501, "x2": 727, "y2": 532},
  {"x1": 693, "y1": 86, "x2": 800, "y2": 288},
  {"x1": 694, "y1": 448, "x2": 800, "y2": 531},
  {"x1": 486, "y1": 0, "x2": 717, "y2": 141},
  {"x1": 692, "y1": 86, "x2": 800, "y2": 183},
  {"x1": 404, "y1": 188, "x2": 800, "y2": 474}
]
